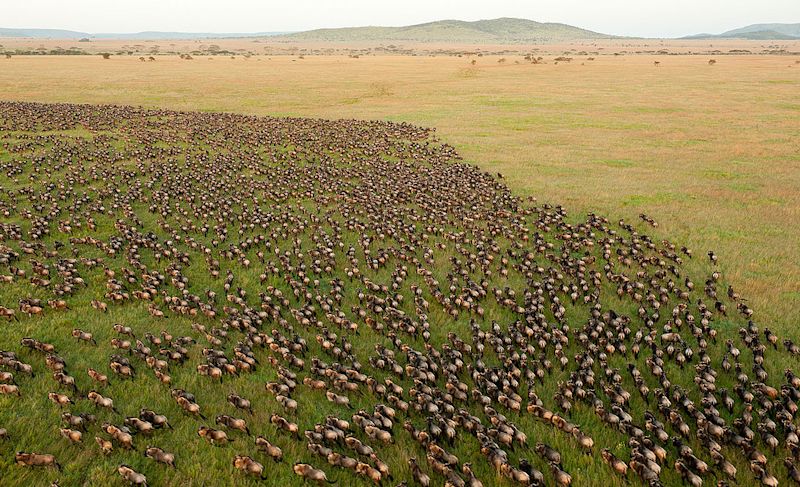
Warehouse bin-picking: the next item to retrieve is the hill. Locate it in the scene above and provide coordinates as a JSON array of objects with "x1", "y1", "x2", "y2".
[
  {"x1": 685, "y1": 22, "x2": 800, "y2": 40},
  {"x1": 0, "y1": 28, "x2": 90, "y2": 39},
  {"x1": 722, "y1": 22, "x2": 800, "y2": 37},
  {"x1": 0, "y1": 28, "x2": 285, "y2": 39},
  {"x1": 278, "y1": 17, "x2": 614, "y2": 43},
  {"x1": 92, "y1": 31, "x2": 287, "y2": 40}
]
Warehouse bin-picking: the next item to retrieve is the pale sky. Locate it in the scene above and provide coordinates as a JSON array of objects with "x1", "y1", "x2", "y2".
[{"x1": 3, "y1": 0, "x2": 799, "y2": 38}]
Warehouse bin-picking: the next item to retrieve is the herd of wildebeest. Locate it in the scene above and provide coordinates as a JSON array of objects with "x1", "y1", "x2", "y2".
[{"x1": 0, "y1": 101, "x2": 798, "y2": 486}]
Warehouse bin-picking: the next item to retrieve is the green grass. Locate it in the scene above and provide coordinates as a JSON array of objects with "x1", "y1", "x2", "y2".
[{"x1": 595, "y1": 159, "x2": 635, "y2": 168}]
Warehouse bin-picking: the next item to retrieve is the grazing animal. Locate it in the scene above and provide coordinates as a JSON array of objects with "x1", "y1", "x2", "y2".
[
  {"x1": 145, "y1": 446, "x2": 176, "y2": 467},
  {"x1": 15, "y1": 452, "x2": 60, "y2": 470},
  {"x1": 601, "y1": 449, "x2": 627, "y2": 476},
  {"x1": 87, "y1": 368, "x2": 109, "y2": 385},
  {"x1": 88, "y1": 391, "x2": 117, "y2": 412},
  {"x1": 233, "y1": 455, "x2": 266, "y2": 479},
  {"x1": 102, "y1": 423, "x2": 133, "y2": 449},
  {"x1": 95, "y1": 436, "x2": 113, "y2": 454},
  {"x1": 125, "y1": 417, "x2": 154, "y2": 435},
  {"x1": 197, "y1": 426, "x2": 228, "y2": 445},
  {"x1": 326, "y1": 390, "x2": 352, "y2": 408},
  {"x1": 255, "y1": 436, "x2": 283, "y2": 462},
  {"x1": 48, "y1": 392, "x2": 72, "y2": 407},
  {"x1": 228, "y1": 393, "x2": 253, "y2": 413},
  {"x1": 0, "y1": 384, "x2": 21, "y2": 396},
  {"x1": 140, "y1": 409, "x2": 171, "y2": 429},
  {"x1": 215, "y1": 414, "x2": 249, "y2": 434},
  {"x1": 176, "y1": 395, "x2": 206, "y2": 419},
  {"x1": 271, "y1": 414, "x2": 299, "y2": 436},
  {"x1": 72, "y1": 329, "x2": 96, "y2": 344},
  {"x1": 59, "y1": 428, "x2": 82, "y2": 444},
  {"x1": 293, "y1": 463, "x2": 335, "y2": 484},
  {"x1": 117, "y1": 464, "x2": 147, "y2": 486},
  {"x1": 355, "y1": 461, "x2": 383, "y2": 484}
]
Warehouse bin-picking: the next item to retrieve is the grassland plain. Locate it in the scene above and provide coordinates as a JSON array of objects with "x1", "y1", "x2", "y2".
[
  {"x1": 2, "y1": 36, "x2": 799, "y2": 56},
  {"x1": 0, "y1": 52, "x2": 798, "y2": 340}
]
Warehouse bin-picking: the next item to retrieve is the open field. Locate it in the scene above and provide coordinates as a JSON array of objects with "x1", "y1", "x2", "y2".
[
  {"x1": 2, "y1": 36, "x2": 800, "y2": 56},
  {"x1": 1, "y1": 52, "x2": 798, "y2": 337},
  {"x1": 0, "y1": 49, "x2": 799, "y2": 487}
]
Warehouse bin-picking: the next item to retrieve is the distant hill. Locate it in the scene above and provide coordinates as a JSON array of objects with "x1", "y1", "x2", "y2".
[
  {"x1": 723, "y1": 23, "x2": 800, "y2": 37},
  {"x1": 685, "y1": 23, "x2": 800, "y2": 40},
  {"x1": 6, "y1": 19, "x2": 799, "y2": 43},
  {"x1": 0, "y1": 28, "x2": 286, "y2": 40},
  {"x1": 278, "y1": 18, "x2": 614, "y2": 43},
  {"x1": 0, "y1": 28, "x2": 90, "y2": 39},
  {"x1": 92, "y1": 31, "x2": 287, "y2": 40}
]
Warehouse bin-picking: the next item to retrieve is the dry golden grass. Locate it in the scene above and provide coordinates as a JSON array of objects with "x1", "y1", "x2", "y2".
[
  {"x1": 2, "y1": 36, "x2": 799, "y2": 56},
  {"x1": 1, "y1": 51, "x2": 798, "y2": 334}
]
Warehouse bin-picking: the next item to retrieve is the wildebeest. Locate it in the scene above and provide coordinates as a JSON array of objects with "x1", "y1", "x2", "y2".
[
  {"x1": 15, "y1": 452, "x2": 60, "y2": 469},
  {"x1": 117, "y1": 464, "x2": 147, "y2": 486}
]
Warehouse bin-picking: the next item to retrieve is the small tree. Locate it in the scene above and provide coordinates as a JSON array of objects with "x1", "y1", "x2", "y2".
[
  {"x1": 100, "y1": 53, "x2": 111, "y2": 59},
  {"x1": 4, "y1": 53, "x2": 11, "y2": 59}
]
